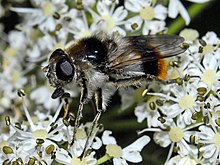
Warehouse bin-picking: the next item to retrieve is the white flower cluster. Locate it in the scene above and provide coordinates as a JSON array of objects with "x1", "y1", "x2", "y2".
[
  {"x1": 0, "y1": 90, "x2": 149, "y2": 164},
  {"x1": 1, "y1": 0, "x2": 218, "y2": 164},
  {"x1": 135, "y1": 31, "x2": 220, "y2": 164}
]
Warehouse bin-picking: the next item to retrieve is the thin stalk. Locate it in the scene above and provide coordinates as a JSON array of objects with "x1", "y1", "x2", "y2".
[{"x1": 96, "y1": 154, "x2": 112, "y2": 165}]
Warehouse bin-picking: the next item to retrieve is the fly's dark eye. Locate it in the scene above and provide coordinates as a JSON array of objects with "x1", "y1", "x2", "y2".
[{"x1": 56, "y1": 58, "x2": 74, "y2": 81}]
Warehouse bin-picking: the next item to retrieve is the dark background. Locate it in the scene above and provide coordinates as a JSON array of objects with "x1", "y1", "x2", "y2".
[{"x1": 186, "y1": 0, "x2": 220, "y2": 37}]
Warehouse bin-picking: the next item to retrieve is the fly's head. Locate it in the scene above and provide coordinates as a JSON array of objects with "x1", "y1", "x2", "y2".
[{"x1": 43, "y1": 49, "x2": 75, "y2": 99}]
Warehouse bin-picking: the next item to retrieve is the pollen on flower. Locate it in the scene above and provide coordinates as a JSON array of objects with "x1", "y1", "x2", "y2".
[
  {"x1": 140, "y1": 6, "x2": 155, "y2": 21},
  {"x1": 202, "y1": 44, "x2": 214, "y2": 54},
  {"x1": 106, "y1": 144, "x2": 123, "y2": 158},
  {"x1": 179, "y1": 95, "x2": 194, "y2": 110},
  {"x1": 179, "y1": 28, "x2": 199, "y2": 41},
  {"x1": 12, "y1": 70, "x2": 21, "y2": 83},
  {"x1": 169, "y1": 127, "x2": 184, "y2": 143},
  {"x1": 32, "y1": 129, "x2": 48, "y2": 140},
  {"x1": 201, "y1": 69, "x2": 217, "y2": 86},
  {"x1": 4, "y1": 47, "x2": 16, "y2": 58},
  {"x1": 0, "y1": 141, "x2": 9, "y2": 149},
  {"x1": 71, "y1": 157, "x2": 88, "y2": 165},
  {"x1": 79, "y1": 30, "x2": 92, "y2": 38},
  {"x1": 55, "y1": 43, "x2": 65, "y2": 49},
  {"x1": 76, "y1": 128, "x2": 87, "y2": 140},
  {"x1": 30, "y1": 28, "x2": 43, "y2": 42},
  {"x1": 42, "y1": 2, "x2": 56, "y2": 17},
  {"x1": 213, "y1": 133, "x2": 220, "y2": 149},
  {"x1": 170, "y1": 68, "x2": 184, "y2": 79},
  {"x1": 3, "y1": 59, "x2": 9, "y2": 68},
  {"x1": 102, "y1": 15, "x2": 116, "y2": 30}
]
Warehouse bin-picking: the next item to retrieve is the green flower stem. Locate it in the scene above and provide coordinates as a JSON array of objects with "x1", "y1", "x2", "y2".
[
  {"x1": 167, "y1": 1, "x2": 214, "y2": 34},
  {"x1": 96, "y1": 154, "x2": 112, "y2": 165},
  {"x1": 101, "y1": 119, "x2": 146, "y2": 131}
]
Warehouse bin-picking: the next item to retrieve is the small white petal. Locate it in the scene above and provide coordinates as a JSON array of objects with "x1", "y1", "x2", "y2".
[
  {"x1": 202, "y1": 54, "x2": 218, "y2": 70},
  {"x1": 122, "y1": 151, "x2": 142, "y2": 163},
  {"x1": 143, "y1": 20, "x2": 166, "y2": 34},
  {"x1": 154, "y1": 5, "x2": 167, "y2": 20},
  {"x1": 55, "y1": 148, "x2": 72, "y2": 164},
  {"x1": 161, "y1": 104, "x2": 181, "y2": 118},
  {"x1": 84, "y1": 152, "x2": 97, "y2": 165},
  {"x1": 112, "y1": 6, "x2": 128, "y2": 22},
  {"x1": 124, "y1": 0, "x2": 141, "y2": 12},
  {"x1": 178, "y1": 140, "x2": 198, "y2": 156},
  {"x1": 199, "y1": 125, "x2": 215, "y2": 140},
  {"x1": 134, "y1": 104, "x2": 148, "y2": 123},
  {"x1": 178, "y1": 2, "x2": 190, "y2": 25},
  {"x1": 168, "y1": 0, "x2": 191, "y2": 25},
  {"x1": 27, "y1": 45, "x2": 41, "y2": 58},
  {"x1": 122, "y1": 136, "x2": 149, "y2": 163},
  {"x1": 113, "y1": 158, "x2": 128, "y2": 165},
  {"x1": 176, "y1": 115, "x2": 186, "y2": 129},
  {"x1": 10, "y1": 7, "x2": 40, "y2": 13},
  {"x1": 200, "y1": 144, "x2": 216, "y2": 158},
  {"x1": 39, "y1": 17, "x2": 56, "y2": 31},
  {"x1": 154, "y1": 132, "x2": 171, "y2": 147},
  {"x1": 168, "y1": 0, "x2": 179, "y2": 18},
  {"x1": 21, "y1": 139, "x2": 35, "y2": 151},
  {"x1": 8, "y1": 31, "x2": 26, "y2": 49},
  {"x1": 30, "y1": 86, "x2": 59, "y2": 110},
  {"x1": 123, "y1": 135, "x2": 150, "y2": 152},
  {"x1": 182, "y1": 109, "x2": 193, "y2": 125},
  {"x1": 92, "y1": 137, "x2": 102, "y2": 150},
  {"x1": 202, "y1": 31, "x2": 219, "y2": 44},
  {"x1": 97, "y1": 1, "x2": 109, "y2": 16},
  {"x1": 102, "y1": 130, "x2": 117, "y2": 145}
]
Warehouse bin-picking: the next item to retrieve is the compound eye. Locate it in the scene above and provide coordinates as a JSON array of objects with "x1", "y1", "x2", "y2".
[{"x1": 56, "y1": 58, "x2": 74, "y2": 81}]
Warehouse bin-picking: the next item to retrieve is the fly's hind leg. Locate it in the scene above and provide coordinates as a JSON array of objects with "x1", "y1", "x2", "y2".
[
  {"x1": 80, "y1": 88, "x2": 103, "y2": 158},
  {"x1": 151, "y1": 74, "x2": 190, "y2": 86},
  {"x1": 111, "y1": 74, "x2": 188, "y2": 87}
]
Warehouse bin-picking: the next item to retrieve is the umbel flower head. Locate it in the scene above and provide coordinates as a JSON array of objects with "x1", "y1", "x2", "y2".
[{"x1": 0, "y1": 0, "x2": 218, "y2": 164}]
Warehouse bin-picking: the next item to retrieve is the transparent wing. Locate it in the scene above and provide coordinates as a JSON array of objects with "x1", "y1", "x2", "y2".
[
  {"x1": 128, "y1": 34, "x2": 186, "y2": 58},
  {"x1": 108, "y1": 34, "x2": 187, "y2": 69}
]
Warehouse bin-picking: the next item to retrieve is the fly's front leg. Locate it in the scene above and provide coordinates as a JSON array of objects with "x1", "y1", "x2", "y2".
[
  {"x1": 80, "y1": 88, "x2": 103, "y2": 158},
  {"x1": 71, "y1": 80, "x2": 88, "y2": 145}
]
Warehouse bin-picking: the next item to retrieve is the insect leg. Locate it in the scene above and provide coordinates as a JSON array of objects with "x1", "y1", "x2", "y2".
[
  {"x1": 112, "y1": 74, "x2": 184, "y2": 86},
  {"x1": 71, "y1": 80, "x2": 88, "y2": 145},
  {"x1": 150, "y1": 75, "x2": 187, "y2": 85},
  {"x1": 80, "y1": 88, "x2": 103, "y2": 158},
  {"x1": 111, "y1": 74, "x2": 152, "y2": 86}
]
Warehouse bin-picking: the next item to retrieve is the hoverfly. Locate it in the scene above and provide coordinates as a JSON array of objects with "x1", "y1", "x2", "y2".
[{"x1": 43, "y1": 32, "x2": 188, "y2": 156}]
